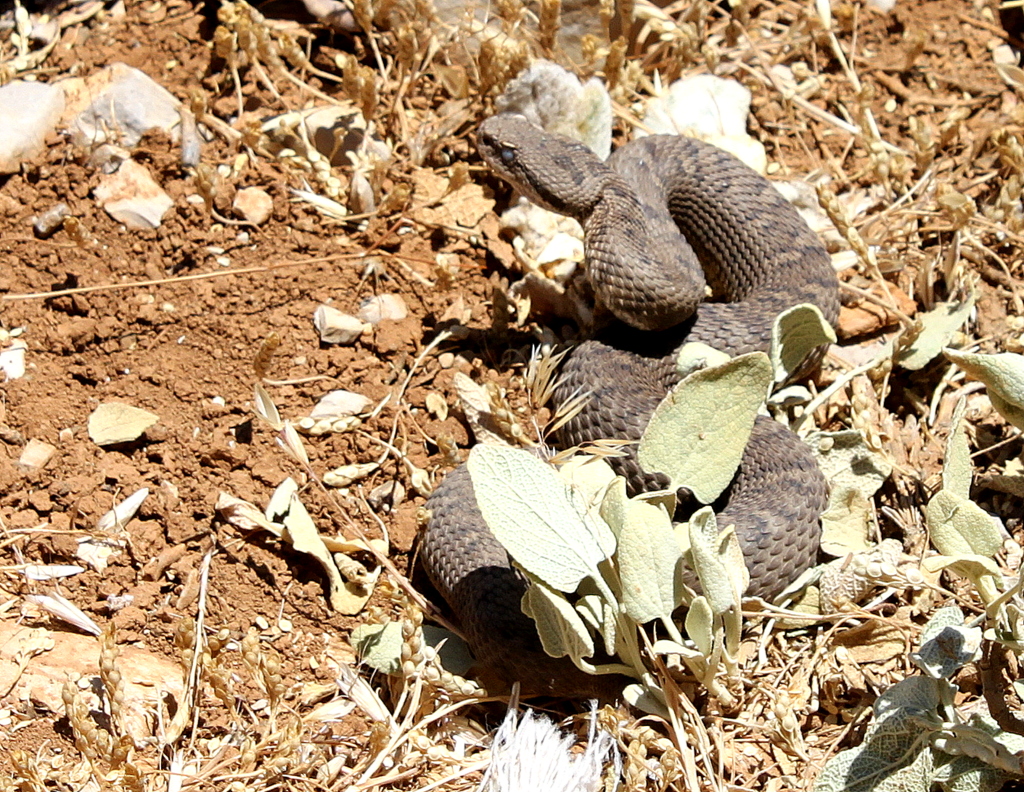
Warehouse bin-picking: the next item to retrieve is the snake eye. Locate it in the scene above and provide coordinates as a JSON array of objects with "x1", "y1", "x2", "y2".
[{"x1": 498, "y1": 145, "x2": 517, "y2": 165}]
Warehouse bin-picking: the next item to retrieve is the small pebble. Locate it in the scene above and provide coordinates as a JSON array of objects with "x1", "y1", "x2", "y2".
[
  {"x1": 18, "y1": 439, "x2": 57, "y2": 471},
  {"x1": 314, "y1": 305, "x2": 367, "y2": 345},
  {"x1": 438, "y1": 352, "x2": 455, "y2": 369},
  {"x1": 358, "y1": 293, "x2": 407, "y2": 324},
  {"x1": 232, "y1": 187, "x2": 273, "y2": 225},
  {"x1": 33, "y1": 202, "x2": 70, "y2": 238}
]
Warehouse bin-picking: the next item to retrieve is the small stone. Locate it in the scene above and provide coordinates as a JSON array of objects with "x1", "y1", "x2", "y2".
[
  {"x1": 33, "y1": 202, "x2": 70, "y2": 238},
  {"x1": 63, "y1": 62, "x2": 181, "y2": 148},
  {"x1": 93, "y1": 160, "x2": 174, "y2": 230},
  {"x1": 313, "y1": 305, "x2": 366, "y2": 345},
  {"x1": 232, "y1": 187, "x2": 274, "y2": 225},
  {"x1": 0, "y1": 339, "x2": 27, "y2": 380},
  {"x1": 88, "y1": 403, "x2": 159, "y2": 445},
  {"x1": 438, "y1": 352, "x2": 455, "y2": 369},
  {"x1": 358, "y1": 293, "x2": 408, "y2": 324},
  {"x1": 18, "y1": 439, "x2": 57, "y2": 471},
  {"x1": 0, "y1": 80, "x2": 66, "y2": 174},
  {"x1": 310, "y1": 390, "x2": 372, "y2": 419}
]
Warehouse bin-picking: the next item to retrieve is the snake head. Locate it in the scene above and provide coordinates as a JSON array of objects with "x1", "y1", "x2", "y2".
[{"x1": 476, "y1": 114, "x2": 607, "y2": 219}]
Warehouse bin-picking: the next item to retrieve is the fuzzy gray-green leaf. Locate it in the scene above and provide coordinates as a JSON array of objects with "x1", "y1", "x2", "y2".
[
  {"x1": 639, "y1": 352, "x2": 772, "y2": 504},
  {"x1": 468, "y1": 444, "x2": 616, "y2": 593},
  {"x1": 601, "y1": 478, "x2": 683, "y2": 623}
]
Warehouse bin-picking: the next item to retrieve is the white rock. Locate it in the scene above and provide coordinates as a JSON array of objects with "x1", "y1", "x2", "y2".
[
  {"x1": 314, "y1": 305, "x2": 366, "y2": 344},
  {"x1": 310, "y1": 390, "x2": 372, "y2": 420},
  {"x1": 87, "y1": 402, "x2": 159, "y2": 445},
  {"x1": 93, "y1": 160, "x2": 174, "y2": 229},
  {"x1": 233, "y1": 187, "x2": 273, "y2": 225},
  {"x1": 18, "y1": 439, "x2": 57, "y2": 471},
  {"x1": 497, "y1": 60, "x2": 612, "y2": 159},
  {"x1": 358, "y1": 294, "x2": 408, "y2": 324},
  {"x1": 0, "y1": 339, "x2": 27, "y2": 380},
  {"x1": 641, "y1": 75, "x2": 767, "y2": 173},
  {"x1": 63, "y1": 62, "x2": 181, "y2": 148},
  {"x1": 0, "y1": 81, "x2": 65, "y2": 174}
]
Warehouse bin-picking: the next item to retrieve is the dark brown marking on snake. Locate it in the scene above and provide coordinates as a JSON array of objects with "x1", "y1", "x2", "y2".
[{"x1": 422, "y1": 114, "x2": 840, "y2": 697}]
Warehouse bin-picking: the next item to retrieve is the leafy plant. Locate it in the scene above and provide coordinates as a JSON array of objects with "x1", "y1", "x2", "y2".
[
  {"x1": 815, "y1": 348, "x2": 1024, "y2": 791},
  {"x1": 464, "y1": 306, "x2": 835, "y2": 711}
]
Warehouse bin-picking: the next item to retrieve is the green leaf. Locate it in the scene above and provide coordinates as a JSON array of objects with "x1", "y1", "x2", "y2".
[
  {"x1": 899, "y1": 296, "x2": 975, "y2": 371},
  {"x1": 521, "y1": 578, "x2": 596, "y2": 665},
  {"x1": 688, "y1": 507, "x2": 747, "y2": 612},
  {"x1": 770, "y1": 302, "x2": 837, "y2": 382},
  {"x1": 684, "y1": 596, "x2": 715, "y2": 657},
  {"x1": 943, "y1": 398, "x2": 972, "y2": 500},
  {"x1": 639, "y1": 352, "x2": 773, "y2": 503},
  {"x1": 920, "y1": 555, "x2": 1002, "y2": 604},
  {"x1": 577, "y1": 586, "x2": 614, "y2": 655},
  {"x1": 623, "y1": 683, "x2": 670, "y2": 718},
  {"x1": 944, "y1": 349, "x2": 1024, "y2": 429},
  {"x1": 600, "y1": 479, "x2": 683, "y2": 623},
  {"x1": 351, "y1": 621, "x2": 404, "y2": 674},
  {"x1": 920, "y1": 605, "x2": 966, "y2": 646},
  {"x1": 926, "y1": 490, "x2": 1001, "y2": 559},
  {"x1": 814, "y1": 716, "x2": 935, "y2": 792},
  {"x1": 468, "y1": 444, "x2": 616, "y2": 593},
  {"x1": 913, "y1": 623, "x2": 982, "y2": 680}
]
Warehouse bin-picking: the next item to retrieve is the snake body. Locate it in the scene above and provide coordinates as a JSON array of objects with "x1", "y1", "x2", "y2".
[{"x1": 421, "y1": 115, "x2": 840, "y2": 696}]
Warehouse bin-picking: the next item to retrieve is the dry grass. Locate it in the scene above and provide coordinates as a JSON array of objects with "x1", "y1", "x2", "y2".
[{"x1": 2, "y1": 0, "x2": 1023, "y2": 789}]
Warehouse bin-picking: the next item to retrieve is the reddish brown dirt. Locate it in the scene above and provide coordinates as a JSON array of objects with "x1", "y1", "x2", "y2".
[{"x1": 0, "y1": 0, "x2": 1022, "y2": 785}]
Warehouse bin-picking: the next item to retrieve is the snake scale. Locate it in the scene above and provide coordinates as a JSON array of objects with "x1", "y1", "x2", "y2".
[{"x1": 421, "y1": 114, "x2": 841, "y2": 697}]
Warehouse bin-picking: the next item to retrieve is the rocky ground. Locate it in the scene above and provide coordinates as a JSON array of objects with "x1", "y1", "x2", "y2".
[{"x1": 2, "y1": 0, "x2": 1024, "y2": 789}]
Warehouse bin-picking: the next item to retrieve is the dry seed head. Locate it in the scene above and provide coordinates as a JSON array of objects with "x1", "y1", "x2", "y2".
[
  {"x1": 377, "y1": 182, "x2": 411, "y2": 214},
  {"x1": 495, "y1": 0, "x2": 524, "y2": 27},
  {"x1": 478, "y1": 34, "x2": 529, "y2": 96},
  {"x1": 538, "y1": 0, "x2": 561, "y2": 53},
  {"x1": 208, "y1": 628, "x2": 232, "y2": 658},
  {"x1": 121, "y1": 761, "x2": 145, "y2": 792},
  {"x1": 209, "y1": 661, "x2": 235, "y2": 711},
  {"x1": 213, "y1": 25, "x2": 237, "y2": 63},
  {"x1": 604, "y1": 38, "x2": 626, "y2": 91},
  {"x1": 62, "y1": 678, "x2": 103, "y2": 763},
  {"x1": 174, "y1": 617, "x2": 197, "y2": 670},
  {"x1": 396, "y1": 24, "x2": 419, "y2": 72},
  {"x1": 100, "y1": 624, "x2": 125, "y2": 732},
  {"x1": 580, "y1": 34, "x2": 601, "y2": 70},
  {"x1": 939, "y1": 106, "x2": 970, "y2": 148},
  {"x1": 261, "y1": 652, "x2": 286, "y2": 710},
  {"x1": 253, "y1": 332, "x2": 281, "y2": 379},
  {"x1": 108, "y1": 734, "x2": 132, "y2": 770},
  {"x1": 10, "y1": 750, "x2": 44, "y2": 788},
  {"x1": 936, "y1": 183, "x2": 976, "y2": 230},
  {"x1": 993, "y1": 128, "x2": 1024, "y2": 176},
  {"x1": 241, "y1": 627, "x2": 261, "y2": 676},
  {"x1": 908, "y1": 116, "x2": 935, "y2": 172}
]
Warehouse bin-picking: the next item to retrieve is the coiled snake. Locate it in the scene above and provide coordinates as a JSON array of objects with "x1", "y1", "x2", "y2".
[{"x1": 421, "y1": 114, "x2": 840, "y2": 697}]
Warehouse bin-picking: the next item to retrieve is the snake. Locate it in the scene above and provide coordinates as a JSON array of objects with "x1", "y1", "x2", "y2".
[{"x1": 420, "y1": 113, "x2": 841, "y2": 697}]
